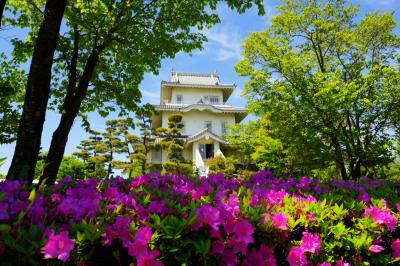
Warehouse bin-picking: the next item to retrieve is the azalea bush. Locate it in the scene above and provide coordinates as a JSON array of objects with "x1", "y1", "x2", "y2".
[{"x1": 0, "y1": 171, "x2": 399, "y2": 265}]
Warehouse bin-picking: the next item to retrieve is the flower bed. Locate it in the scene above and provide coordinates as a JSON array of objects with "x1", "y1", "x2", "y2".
[{"x1": 0, "y1": 170, "x2": 399, "y2": 265}]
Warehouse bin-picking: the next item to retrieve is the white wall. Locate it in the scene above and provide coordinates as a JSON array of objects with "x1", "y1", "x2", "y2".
[
  {"x1": 170, "y1": 87, "x2": 223, "y2": 104},
  {"x1": 162, "y1": 110, "x2": 235, "y2": 136}
]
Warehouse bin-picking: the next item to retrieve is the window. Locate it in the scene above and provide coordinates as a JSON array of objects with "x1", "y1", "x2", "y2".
[
  {"x1": 221, "y1": 122, "x2": 227, "y2": 134},
  {"x1": 181, "y1": 120, "x2": 186, "y2": 134},
  {"x1": 153, "y1": 149, "x2": 161, "y2": 162},
  {"x1": 205, "y1": 121, "x2": 212, "y2": 131},
  {"x1": 176, "y1": 94, "x2": 183, "y2": 103},
  {"x1": 209, "y1": 96, "x2": 220, "y2": 104}
]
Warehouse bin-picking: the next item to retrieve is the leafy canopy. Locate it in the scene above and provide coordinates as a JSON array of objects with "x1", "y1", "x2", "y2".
[{"x1": 236, "y1": 0, "x2": 400, "y2": 179}]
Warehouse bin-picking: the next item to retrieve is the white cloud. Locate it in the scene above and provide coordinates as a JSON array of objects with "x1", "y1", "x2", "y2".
[
  {"x1": 140, "y1": 89, "x2": 159, "y2": 99},
  {"x1": 202, "y1": 25, "x2": 243, "y2": 61}
]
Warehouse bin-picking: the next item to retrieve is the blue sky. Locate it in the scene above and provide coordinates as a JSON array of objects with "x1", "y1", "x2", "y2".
[{"x1": 0, "y1": 0, "x2": 399, "y2": 174}]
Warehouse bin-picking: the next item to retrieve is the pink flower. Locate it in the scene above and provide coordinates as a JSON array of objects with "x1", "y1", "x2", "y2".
[
  {"x1": 137, "y1": 250, "x2": 163, "y2": 266},
  {"x1": 270, "y1": 212, "x2": 288, "y2": 230},
  {"x1": 364, "y1": 206, "x2": 397, "y2": 231},
  {"x1": 305, "y1": 212, "x2": 316, "y2": 222},
  {"x1": 300, "y1": 231, "x2": 320, "y2": 254},
  {"x1": 317, "y1": 263, "x2": 331, "y2": 266},
  {"x1": 335, "y1": 257, "x2": 351, "y2": 266},
  {"x1": 287, "y1": 247, "x2": 308, "y2": 266},
  {"x1": 233, "y1": 220, "x2": 254, "y2": 245},
  {"x1": 369, "y1": 245, "x2": 384, "y2": 253},
  {"x1": 392, "y1": 239, "x2": 400, "y2": 259},
  {"x1": 128, "y1": 226, "x2": 153, "y2": 257},
  {"x1": 42, "y1": 231, "x2": 74, "y2": 262}
]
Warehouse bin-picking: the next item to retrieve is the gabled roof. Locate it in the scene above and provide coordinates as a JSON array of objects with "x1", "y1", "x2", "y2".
[
  {"x1": 153, "y1": 103, "x2": 247, "y2": 122},
  {"x1": 186, "y1": 128, "x2": 227, "y2": 145},
  {"x1": 161, "y1": 70, "x2": 236, "y2": 102},
  {"x1": 168, "y1": 71, "x2": 235, "y2": 86}
]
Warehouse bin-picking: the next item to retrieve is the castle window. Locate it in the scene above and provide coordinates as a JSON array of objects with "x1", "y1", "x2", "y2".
[
  {"x1": 205, "y1": 121, "x2": 212, "y2": 131},
  {"x1": 176, "y1": 94, "x2": 183, "y2": 104},
  {"x1": 221, "y1": 121, "x2": 227, "y2": 134},
  {"x1": 209, "y1": 96, "x2": 220, "y2": 104}
]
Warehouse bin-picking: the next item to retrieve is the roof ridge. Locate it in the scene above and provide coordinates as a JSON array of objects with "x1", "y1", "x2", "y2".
[{"x1": 170, "y1": 71, "x2": 219, "y2": 78}]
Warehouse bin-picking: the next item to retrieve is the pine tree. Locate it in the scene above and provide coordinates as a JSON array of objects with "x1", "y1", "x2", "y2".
[{"x1": 155, "y1": 114, "x2": 193, "y2": 176}]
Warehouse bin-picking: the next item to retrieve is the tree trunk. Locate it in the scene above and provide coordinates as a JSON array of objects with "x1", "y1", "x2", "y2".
[
  {"x1": 6, "y1": 0, "x2": 67, "y2": 183},
  {"x1": 39, "y1": 45, "x2": 104, "y2": 185},
  {"x1": 0, "y1": 0, "x2": 6, "y2": 28},
  {"x1": 331, "y1": 136, "x2": 348, "y2": 180}
]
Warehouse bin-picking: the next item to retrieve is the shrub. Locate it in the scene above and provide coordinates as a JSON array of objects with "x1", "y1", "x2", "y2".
[
  {"x1": 205, "y1": 155, "x2": 235, "y2": 177},
  {"x1": 0, "y1": 171, "x2": 399, "y2": 265}
]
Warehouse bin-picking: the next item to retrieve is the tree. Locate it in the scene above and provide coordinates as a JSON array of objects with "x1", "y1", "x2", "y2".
[
  {"x1": 130, "y1": 105, "x2": 154, "y2": 175},
  {"x1": 6, "y1": 0, "x2": 67, "y2": 183},
  {"x1": 236, "y1": 0, "x2": 400, "y2": 180},
  {"x1": 100, "y1": 119, "x2": 127, "y2": 177},
  {"x1": 155, "y1": 114, "x2": 192, "y2": 176},
  {"x1": 223, "y1": 122, "x2": 258, "y2": 170},
  {"x1": 34, "y1": 152, "x2": 86, "y2": 180},
  {"x1": 73, "y1": 130, "x2": 107, "y2": 178},
  {"x1": 57, "y1": 156, "x2": 86, "y2": 180},
  {"x1": 0, "y1": 0, "x2": 5, "y2": 28},
  {"x1": 0, "y1": 54, "x2": 25, "y2": 144},
  {"x1": 25, "y1": 0, "x2": 262, "y2": 185}
]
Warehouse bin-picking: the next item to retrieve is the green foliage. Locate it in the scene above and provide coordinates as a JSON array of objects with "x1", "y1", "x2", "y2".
[
  {"x1": 223, "y1": 122, "x2": 257, "y2": 170},
  {"x1": 236, "y1": 0, "x2": 400, "y2": 180},
  {"x1": 35, "y1": 152, "x2": 86, "y2": 180},
  {"x1": 156, "y1": 114, "x2": 193, "y2": 176},
  {"x1": 57, "y1": 156, "x2": 86, "y2": 180},
  {"x1": 0, "y1": 53, "x2": 25, "y2": 144},
  {"x1": 5, "y1": 0, "x2": 265, "y2": 121},
  {"x1": 204, "y1": 155, "x2": 235, "y2": 177},
  {"x1": 74, "y1": 130, "x2": 107, "y2": 178}
]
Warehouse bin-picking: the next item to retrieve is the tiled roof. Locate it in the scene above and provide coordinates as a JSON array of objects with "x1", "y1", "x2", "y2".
[
  {"x1": 164, "y1": 71, "x2": 235, "y2": 87},
  {"x1": 153, "y1": 103, "x2": 247, "y2": 113},
  {"x1": 186, "y1": 128, "x2": 227, "y2": 144}
]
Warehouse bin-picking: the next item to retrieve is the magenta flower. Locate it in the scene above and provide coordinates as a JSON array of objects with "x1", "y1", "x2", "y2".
[
  {"x1": 270, "y1": 212, "x2": 288, "y2": 230},
  {"x1": 212, "y1": 240, "x2": 225, "y2": 254},
  {"x1": 233, "y1": 220, "x2": 254, "y2": 245},
  {"x1": 137, "y1": 249, "x2": 163, "y2": 266},
  {"x1": 287, "y1": 247, "x2": 308, "y2": 266},
  {"x1": 369, "y1": 245, "x2": 384, "y2": 253},
  {"x1": 317, "y1": 263, "x2": 331, "y2": 266},
  {"x1": 193, "y1": 205, "x2": 221, "y2": 231},
  {"x1": 128, "y1": 226, "x2": 153, "y2": 257},
  {"x1": 42, "y1": 231, "x2": 74, "y2": 262},
  {"x1": 392, "y1": 239, "x2": 400, "y2": 259},
  {"x1": 300, "y1": 231, "x2": 320, "y2": 254},
  {"x1": 364, "y1": 206, "x2": 397, "y2": 231},
  {"x1": 336, "y1": 257, "x2": 351, "y2": 266},
  {"x1": 243, "y1": 244, "x2": 276, "y2": 266}
]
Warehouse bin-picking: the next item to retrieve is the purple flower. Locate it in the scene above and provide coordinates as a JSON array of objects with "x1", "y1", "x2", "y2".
[
  {"x1": 0, "y1": 202, "x2": 9, "y2": 221},
  {"x1": 243, "y1": 244, "x2": 276, "y2": 266},
  {"x1": 233, "y1": 220, "x2": 254, "y2": 245},
  {"x1": 300, "y1": 231, "x2": 320, "y2": 254},
  {"x1": 42, "y1": 231, "x2": 74, "y2": 262},
  {"x1": 193, "y1": 205, "x2": 221, "y2": 231}
]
